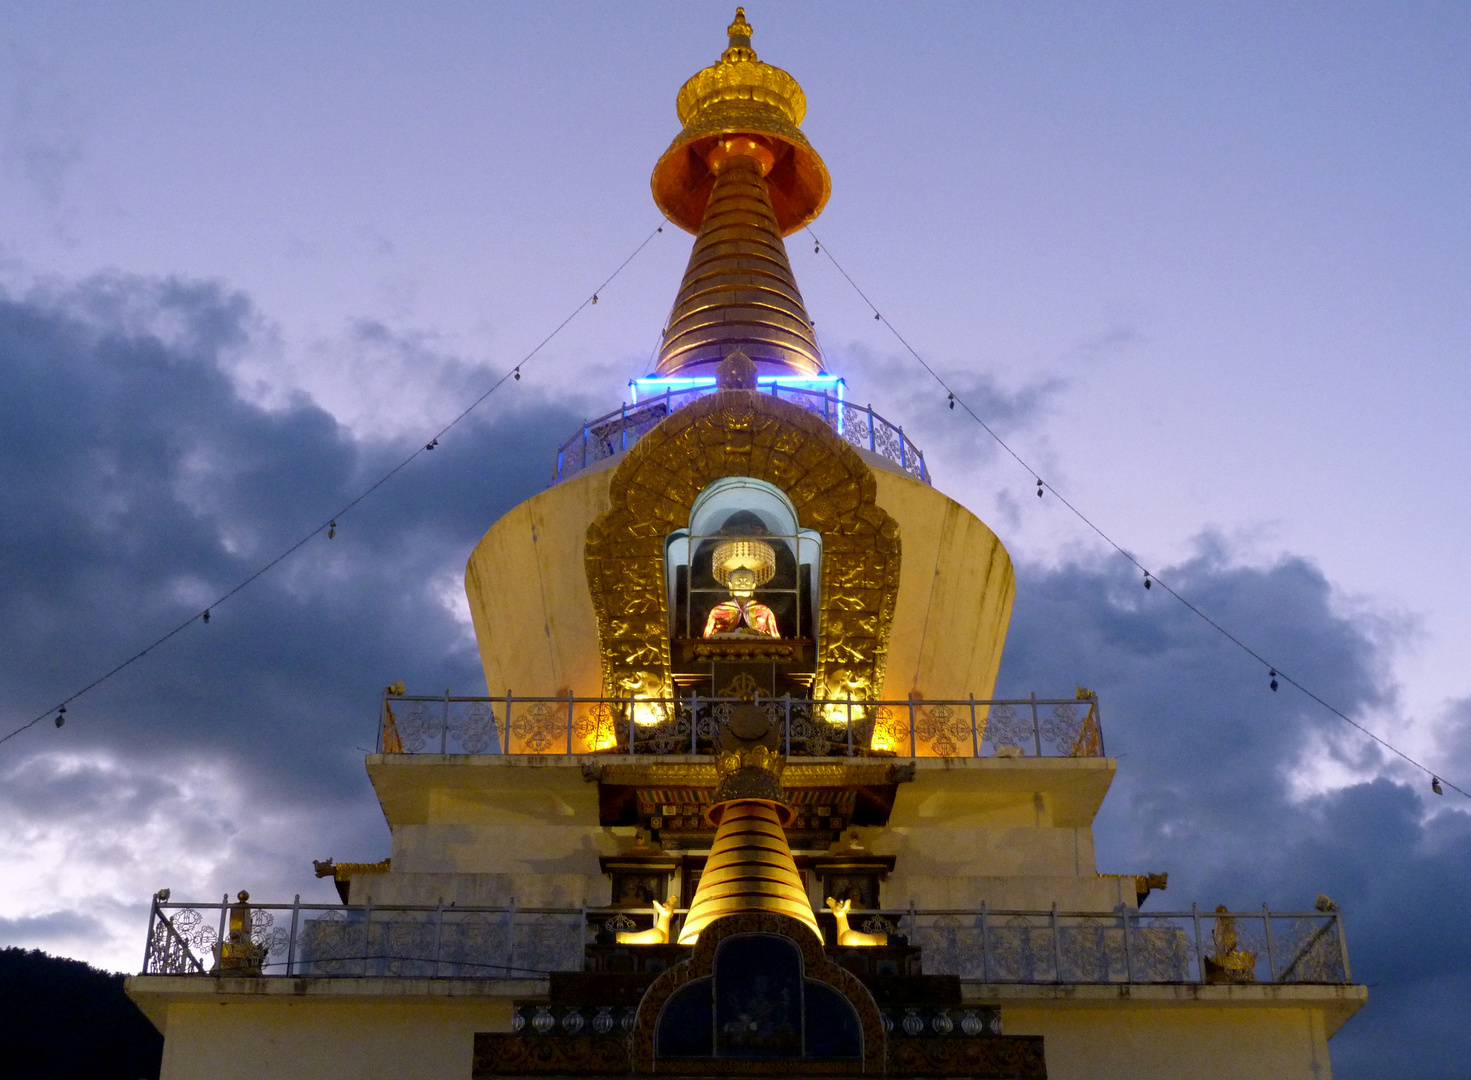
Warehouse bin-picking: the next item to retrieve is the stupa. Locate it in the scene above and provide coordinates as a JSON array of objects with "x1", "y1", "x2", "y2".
[{"x1": 128, "y1": 11, "x2": 1365, "y2": 1079}]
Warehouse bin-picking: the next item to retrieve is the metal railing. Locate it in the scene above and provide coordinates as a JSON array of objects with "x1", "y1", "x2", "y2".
[
  {"x1": 142, "y1": 899, "x2": 1350, "y2": 986},
  {"x1": 554, "y1": 385, "x2": 929, "y2": 485},
  {"x1": 378, "y1": 692, "x2": 1104, "y2": 759}
]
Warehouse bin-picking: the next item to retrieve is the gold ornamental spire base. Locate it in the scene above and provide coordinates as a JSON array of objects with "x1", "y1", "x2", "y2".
[
  {"x1": 677, "y1": 748, "x2": 820, "y2": 945},
  {"x1": 678, "y1": 801, "x2": 820, "y2": 945}
]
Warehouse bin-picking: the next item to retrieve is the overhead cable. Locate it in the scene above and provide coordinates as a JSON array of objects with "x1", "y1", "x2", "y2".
[
  {"x1": 0, "y1": 223, "x2": 667, "y2": 750},
  {"x1": 807, "y1": 226, "x2": 1468, "y2": 800}
]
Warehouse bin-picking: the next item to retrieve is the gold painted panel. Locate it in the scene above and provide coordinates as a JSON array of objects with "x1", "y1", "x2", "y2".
[{"x1": 585, "y1": 390, "x2": 900, "y2": 708}]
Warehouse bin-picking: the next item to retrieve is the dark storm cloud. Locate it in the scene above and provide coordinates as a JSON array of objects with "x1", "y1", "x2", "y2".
[
  {"x1": 0, "y1": 272, "x2": 583, "y2": 856},
  {"x1": 0, "y1": 911, "x2": 105, "y2": 943},
  {"x1": 997, "y1": 545, "x2": 1471, "y2": 1080}
]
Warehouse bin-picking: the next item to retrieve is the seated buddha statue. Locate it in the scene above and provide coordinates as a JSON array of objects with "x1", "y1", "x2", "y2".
[{"x1": 702, "y1": 538, "x2": 781, "y2": 639}]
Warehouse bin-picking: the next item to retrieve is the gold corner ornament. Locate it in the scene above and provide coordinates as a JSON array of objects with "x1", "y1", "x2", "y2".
[
  {"x1": 652, "y1": 7, "x2": 830, "y2": 237},
  {"x1": 715, "y1": 744, "x2": 785, "y2": 781}
]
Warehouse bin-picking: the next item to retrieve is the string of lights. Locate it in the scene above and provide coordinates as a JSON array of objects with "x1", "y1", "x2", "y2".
[
  {"x1": 807, "y1": 226, "x2": 1468, "y2": 800},
  {"x1": 0, "y1": 223, "x2": 667, "y2": 751}
]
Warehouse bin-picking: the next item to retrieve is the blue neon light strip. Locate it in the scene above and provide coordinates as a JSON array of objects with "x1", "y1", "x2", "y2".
[{"x1": 630, "y1": 374, "x2": 845, "y2": 404}]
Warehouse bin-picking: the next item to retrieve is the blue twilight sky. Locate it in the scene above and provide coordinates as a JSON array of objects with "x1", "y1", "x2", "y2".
[{"x1": 1, "y1": 4, "x2": 1469, "y2": 1077}]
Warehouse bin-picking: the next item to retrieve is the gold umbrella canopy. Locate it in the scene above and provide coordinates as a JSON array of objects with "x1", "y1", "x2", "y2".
[{"x1": 651, "y1": 8, "x2": 831, "y2": 237}]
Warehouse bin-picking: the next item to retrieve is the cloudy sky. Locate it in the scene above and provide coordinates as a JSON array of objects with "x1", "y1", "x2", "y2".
[{"x1": 1, "y1": 3, "x2": 1468, "y2": 1075}]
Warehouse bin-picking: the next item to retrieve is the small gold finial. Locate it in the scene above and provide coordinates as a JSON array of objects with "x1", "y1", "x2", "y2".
[
  {"x1": 724, "y1": 8, "x2": 755, "y2": 60},
  {"x1": 714, "y1": 351, "x2": 759, "y2": 390}
]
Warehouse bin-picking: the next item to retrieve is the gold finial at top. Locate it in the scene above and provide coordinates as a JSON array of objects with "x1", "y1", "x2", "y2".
[
  {"x1": 723, "y1": 7, "x2": 755, "y2": 62},
  {"x1": 652, "y1": 7, "x2": 829, "y2": 237}
]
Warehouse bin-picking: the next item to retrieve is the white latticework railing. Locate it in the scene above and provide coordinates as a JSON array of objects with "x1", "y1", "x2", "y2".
[
  {"x1": 554, "y1": 385, "x2": 928, "y2": 485},
  {"x1": 377, "y1": 693, "x2": 1105, "y2": 759},
  {"x1": 142, "y1": 899, "x2": 1350, "y2": 986}
]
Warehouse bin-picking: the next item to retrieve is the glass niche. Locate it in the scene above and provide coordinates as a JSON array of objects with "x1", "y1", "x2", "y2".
[{"x1": 665, "y1": 477, "x2": 821, "y2": 698}]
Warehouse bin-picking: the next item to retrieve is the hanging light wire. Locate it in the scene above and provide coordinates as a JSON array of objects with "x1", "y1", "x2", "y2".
[
  {"x1": 807, "y1": 226, "x2": 1469, "y2": 800},
  {"x1": 0, "y1": 222, "x2": 667, "y2": 751}
]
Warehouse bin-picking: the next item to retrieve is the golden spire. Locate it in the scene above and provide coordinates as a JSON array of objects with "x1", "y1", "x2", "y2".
[
  {"x1": 677, "y1": 747, "x2": 821, "y2": 945},
  {"x1": 651, "y1": 9, "x2": 829, "y2": 379}
]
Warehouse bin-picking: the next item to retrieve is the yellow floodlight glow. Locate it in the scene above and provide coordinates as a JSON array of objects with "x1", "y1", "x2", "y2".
[{"x1": 632, "y1": 698, "x2": 671, "y2": 727}]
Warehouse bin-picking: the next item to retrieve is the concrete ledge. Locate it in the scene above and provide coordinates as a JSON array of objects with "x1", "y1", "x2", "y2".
[
  {"x1": 126, "y1": 974, "x2": 544, "y2": 1032},
  {"x1": 960, "y1": 980, "x2": 1368, "y2": 1036},
  {"x1": 127, "y1": 974, "x2": 544, "y2": 1001}
]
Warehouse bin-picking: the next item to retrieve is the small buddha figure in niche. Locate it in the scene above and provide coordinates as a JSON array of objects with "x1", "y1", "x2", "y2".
[{"x1": 702, "y1": 537, "x2": 781, "y2": 638}]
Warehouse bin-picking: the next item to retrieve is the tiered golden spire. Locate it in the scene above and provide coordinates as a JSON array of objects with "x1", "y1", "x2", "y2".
[
  {"x1": 651, "y1": 9, "x2": 828, "y2": 379},
  {"x1": 677, "y1": 747, "x2": 821, "y2": 944}
]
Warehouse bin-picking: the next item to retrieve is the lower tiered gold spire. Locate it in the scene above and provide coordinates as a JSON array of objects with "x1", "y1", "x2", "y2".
[{"x1": 677, "y1": 748, "x2": 820, "y2": 945}]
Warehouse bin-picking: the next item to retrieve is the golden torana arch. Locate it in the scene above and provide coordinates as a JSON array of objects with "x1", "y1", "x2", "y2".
[{"x1": 585, "y1": 387, "x2": 900, "y2": 705}]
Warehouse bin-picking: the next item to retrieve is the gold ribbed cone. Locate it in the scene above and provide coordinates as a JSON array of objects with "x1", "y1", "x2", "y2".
[
  {"x1": 655, "y1": 152, "x2": 821, "y2": 378},
  {"x1": 677, "y1": 801, "x2": 820, "y2": 945}
]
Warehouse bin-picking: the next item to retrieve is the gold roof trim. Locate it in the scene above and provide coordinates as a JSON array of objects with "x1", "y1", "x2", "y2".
[{"x1": 594, "y1": 759, "x2": 909, "y2": 789}]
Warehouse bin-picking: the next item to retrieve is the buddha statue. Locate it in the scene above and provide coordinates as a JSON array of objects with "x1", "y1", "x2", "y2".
[{"x1": 702, "y1": 536, "x2": 781, "y2": 639}]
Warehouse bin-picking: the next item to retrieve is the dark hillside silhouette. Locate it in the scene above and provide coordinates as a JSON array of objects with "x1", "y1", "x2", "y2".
[{"x1": 0, "y1": 947, "x2": 162, "y2": 1079}]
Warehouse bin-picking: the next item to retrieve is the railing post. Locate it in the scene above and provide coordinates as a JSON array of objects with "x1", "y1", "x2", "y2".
[
  {"x1": 378, "y1": 687, "x2": 387, "y2": 753},
  {"x1": 556, "y1": 446, "x2": 563, "y2": 483},
  {"x1": 582, "y1": 422, "x2": 589, "y2": 470},
  {"x1": 567, "y1": 692, "x2": 575, "y2": 755},
  {"x1": 507, "y1": 898, "x2": 518, "y2": 976},
  {"x1": 969, "y1": 695, "x2": 978, "y2": 758},
  {"x1": 142, "y1": 895, "x2": 160, "y2": 973},
  {"x1": 287, "y1": 894, "x2": 301, "y2": 976},
  {"x1": 899, "y1": 427, "x2": 907, "y2": 471},
  {"x1": 1120, "y1": 904, "x2": 1133, "y2": 984},
  {"x1": 620, "y1": 403, "x2": 627, "y2": 451},
  {"x1": 868, "y1": 405, "x2": 876, "y2": 451},
  {"x1": 980, "y1": 901, "x2": 989, "y2": 983},
  {"x1": 1031, "y1": 693, "x2": 1042, "y2": 757},
  {"x1": 504, "y1": 691, "x2": 513, "y2": 754},
  {"x1": 434, "y1": 901, "x2": 445, "y2": 978},
  {"x1": 1191, "y1": 903, "x2": 1203, "y2": 983},
  {"x1": 363, "y1": 900, "x2": 374, "y2": 977},
  {"x1": 217, "y1": 893, "x2": 228, "y2": 971},
  {"x1": 441, "y1": 689, "x2": 450, "y2": 754},
  {"x1": 784, "y1": 696, "x2": 792, "y2": 756},
  {"x1": 1262, "y1": 904, "x2": 1277, "y2": 982},
  {"x1": 1094, "y1": 696, "x2": 1107, "y2": 757},
  {"x1": 908, "y1": 696, "x2": 917, "y2": 758},
  {"x1": 1336, "y1": 911, "x2": 1352, "y2": 983},
  {"x1": 1050, "y1": 903, "x2": 1062, "y2": 983},
  {"x1": 690, "y1": 695, "x2": 697, "y2": 754}
]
